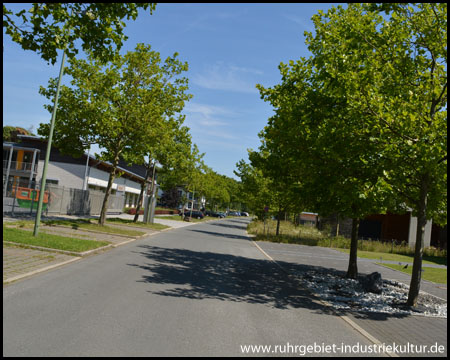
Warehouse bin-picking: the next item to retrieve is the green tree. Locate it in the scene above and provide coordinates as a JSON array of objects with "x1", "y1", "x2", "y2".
[
  {"x1": 157, "y1": 143, "x2": 205, "y2": 218},
  {"x1": 249, "y1": 141, "x2": 303, "y2": 236},
  {"x1": 38, "y1": 43, "x2": 190, "y2": 225},
  {"x1": 3, "y1": 126, "x2": 34, "y2": 141},
  {"x1": 306, "y1": 3, "x2": 446, "y2": 305},
  {"x1": 234, "y1": 157, "x2": 274, "y2": 220},
  {"x1": 257, "y1": 68, "x2": 395, "y2": 279},
  {"x1": 3, "y1": 3, "x2": 156, "y2": 65},
  {"x1": 123, "y1": 50, "x2": 192, "y2": 223}
]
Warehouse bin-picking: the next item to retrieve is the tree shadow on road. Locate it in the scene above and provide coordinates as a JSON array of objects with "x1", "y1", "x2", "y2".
[
  {"x1": 129, "y1": 245, "x2": 330, "y2": 313},
  {"x1": 208, "y1": 222, "x2": 248, "y2": 231},
  {"x1": 188, "y1": 229, "x2": 251, "y2": 241},
  {"x1": 128, "y1": 244, "x2": 421, "y2": 321}
]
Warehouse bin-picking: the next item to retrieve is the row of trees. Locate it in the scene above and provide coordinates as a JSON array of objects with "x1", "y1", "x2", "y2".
[
  {"x1": 235, "y1": 3, "x2": 447, "y2": 307},
  {"x1": 159, "y1": 160, "x2": 243, "y2": 215}
]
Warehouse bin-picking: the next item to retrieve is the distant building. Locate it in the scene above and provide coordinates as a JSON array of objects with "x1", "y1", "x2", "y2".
[{"x1": 318, "y1": 212, "x2": 446, "y2": 249}]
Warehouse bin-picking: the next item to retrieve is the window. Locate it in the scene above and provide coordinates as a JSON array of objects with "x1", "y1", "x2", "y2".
[{"x1": 23, "y1": 152, "x2": 33, "y2": 163}]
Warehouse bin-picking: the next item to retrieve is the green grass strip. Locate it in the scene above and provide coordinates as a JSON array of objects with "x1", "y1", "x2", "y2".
[
  {"x1": 377, "y1": 263, "x2": 447, "y2": 284},
  {"x1": 106, "y1": 217, "x2": 170, "y2": 230},
  {"x1": 336, "y1": 249, "x2": 446, "y2": 266},
  {"x1": 41, "y1": 219, "x2": 146, "y2": 237},
  {"x1": 3, "y1": 227, "x2": 110, "y2": 253}
]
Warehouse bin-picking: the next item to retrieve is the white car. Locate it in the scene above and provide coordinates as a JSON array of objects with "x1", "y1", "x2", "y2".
[{"x1": 241, "y1": 212, "x2": 249, "y2": 216}]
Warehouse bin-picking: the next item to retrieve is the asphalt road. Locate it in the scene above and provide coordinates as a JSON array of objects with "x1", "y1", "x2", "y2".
[{"x1": 3, "y1": 218, "x2": 376, "y2": 357}]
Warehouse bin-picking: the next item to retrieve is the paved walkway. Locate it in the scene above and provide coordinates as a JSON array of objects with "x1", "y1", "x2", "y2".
[{"x1": 3, "y1": 244, "x2": 80, "y2": 283}]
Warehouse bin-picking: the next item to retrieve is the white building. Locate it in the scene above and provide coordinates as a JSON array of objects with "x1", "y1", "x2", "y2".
[{"x1": 3, "y1": 135, "x2": 154, "y2": 214}]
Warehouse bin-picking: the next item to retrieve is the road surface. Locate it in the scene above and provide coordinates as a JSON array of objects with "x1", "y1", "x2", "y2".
[{"x1": 4, "y1": 217, "x2": 376, "y2": 357}]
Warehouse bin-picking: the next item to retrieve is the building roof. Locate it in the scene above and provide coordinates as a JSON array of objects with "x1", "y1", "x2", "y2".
[{"x1": 7, "y1": 135, "x2": 153, "y2": 184}]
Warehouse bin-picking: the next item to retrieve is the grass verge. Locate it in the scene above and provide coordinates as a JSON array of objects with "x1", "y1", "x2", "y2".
[
  {"x1": 12, "y1": 219, "x2": 147, "y2": 237},
  {"x1": 3, "y1": 227, "x2": 110, "y2": 253},
  {"x1": 336, "y1": 249, "x2": 446, "y2": 266},
  {"x1": 377, "y1": 263, "x2": 447, "y2": 284},
  {"x1": 106, "y1": 217, "x2": 170, "y2": 230},
  {"x1": 43, "y1": 219, "x2": 146, "y2": 236},
  {"x1": 247, "y1": 219, "x2": 447, "y2": 265}
]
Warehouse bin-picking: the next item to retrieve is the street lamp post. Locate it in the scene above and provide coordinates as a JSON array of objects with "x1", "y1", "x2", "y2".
[
  {"x1": 33, "y1": 48, "x2": 67, "y2": 236},
  {"x1": 33, "y1": 8, "x2": 85, "y2": 235}
]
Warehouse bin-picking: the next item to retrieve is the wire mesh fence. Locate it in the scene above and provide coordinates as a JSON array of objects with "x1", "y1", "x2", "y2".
[{"x1": 3, "y1": 180, "x2": 124, "y2": 216}]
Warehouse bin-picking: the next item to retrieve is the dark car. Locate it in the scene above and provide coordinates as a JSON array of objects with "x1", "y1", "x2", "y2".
[
  {"x1": 210, "y1": 211, "x2": 226, "y2": 218},
  {"x1": 228, "y1": 211, "x2": 241, "y2": 216},
  {"x1": 182, "y1": 210, "x2": 204, "y2": 219}
]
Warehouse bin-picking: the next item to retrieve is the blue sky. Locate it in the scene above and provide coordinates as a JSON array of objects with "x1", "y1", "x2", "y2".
[{"x1": 3, "y1": 3, "x2": 341, "y2": 179}]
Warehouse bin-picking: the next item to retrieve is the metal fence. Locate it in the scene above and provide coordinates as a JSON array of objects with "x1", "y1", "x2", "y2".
[{"x1": 3, "y1": 181, "x2": 124, "y2": 216}]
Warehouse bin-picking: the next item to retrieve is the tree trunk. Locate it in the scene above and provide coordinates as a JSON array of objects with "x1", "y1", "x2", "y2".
[
  {"x1": 276, "y1": 207, "x2": 282, "y2": 236},
  {"x1": 336, "y1": 214, "x2": 340, "y2": 237},
  {"x1": 144, "y1": 161, "x2": 157, "y2": 224},
  {"x1": 346, "y1": 217, "x2": 360, "y2": 279},
  {"x1": 407, "y1": 174, "x2": 429, "y2": 307},
  {"x1": 99, "y1": 158, "x2": 119, "y2": 226},
  {"x1": 133, "y1": 161, "x2": 152, "y2": 222},
  {"x1": 133, "y1": 181, "x2": 146, "y2": 223}
]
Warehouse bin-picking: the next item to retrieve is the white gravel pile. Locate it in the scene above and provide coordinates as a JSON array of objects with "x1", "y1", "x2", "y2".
[{"x1": 294, "y1": 269, "x2": 447, "y2": 318}]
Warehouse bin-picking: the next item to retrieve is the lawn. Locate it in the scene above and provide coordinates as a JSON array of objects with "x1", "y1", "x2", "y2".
[
  {"x1": 42, "y1": 219, "x2": 146, "y2": 237},
  {"x1": 106, "y1": 217, "x2": 170, "y2": 230},
  {"x1": 247, "y1": 219, "x2": 447, "y2": 265},
  {"x1": 4, "y1": 219, "x2": 147, "y2": 237},
  {"x1": 377, "y1": 263, "x2": 447, "y2": 284},
  {"x1": 336, "y1": 249, "x2": 446, "y2": 266},
  {"x1": 3, "y1": 227, "x2": 110, "y2": 253}
]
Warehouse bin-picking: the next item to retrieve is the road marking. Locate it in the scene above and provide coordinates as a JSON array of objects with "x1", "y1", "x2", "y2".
[{"x1": 251, "y1": 240, "x2": 397, "y2": 357}]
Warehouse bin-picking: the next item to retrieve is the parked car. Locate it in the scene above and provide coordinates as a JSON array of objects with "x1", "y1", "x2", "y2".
[
  {"x1": 181, "y1": 209, "x2": 204, "y2": 219},
  {"x1": 211, "y1": 211, "x2": 226, "y2": 218},
  {"x1": 228, "y1": 211, "x2": 241, "y2": 216},
  {"x1": 241, "y1": 212, "x2": 249, "y2": 217}
]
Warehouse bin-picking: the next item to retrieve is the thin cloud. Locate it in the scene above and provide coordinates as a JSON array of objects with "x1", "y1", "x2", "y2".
[
  {"x1": 192, "y1": 63, "x2": 260, "y2": 94},
  {"x1": 283, "y1": 13, "x2": 314, "y2": 32},
  {"x1": 184, "y1": 103, "x2": 235, "y2": 127}
]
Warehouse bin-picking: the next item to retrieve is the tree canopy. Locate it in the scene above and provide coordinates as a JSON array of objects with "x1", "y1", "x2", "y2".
[
  {"x1": 243, "y1": 3, "x2": 446, "y2": 304},
  {"x1": 38, "y1": 43, "x2": 193, "y2": 225},
  {"x1": 3, "y1": 3, "x2": 156, "y2": 64}
]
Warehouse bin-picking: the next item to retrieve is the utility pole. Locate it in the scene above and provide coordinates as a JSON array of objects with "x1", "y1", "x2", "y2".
[{"x1": 33, "y1": 49, "x2": 67, "y2": 236}]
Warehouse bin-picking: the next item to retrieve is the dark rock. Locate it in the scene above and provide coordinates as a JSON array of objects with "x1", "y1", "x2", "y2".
[{"x1": 360, "y1": 272, "x2": 383, "y2": 294}]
